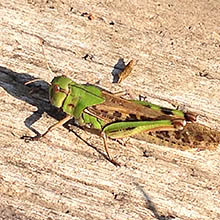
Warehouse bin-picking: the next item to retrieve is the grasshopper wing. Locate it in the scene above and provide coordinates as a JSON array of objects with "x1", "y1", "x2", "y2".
[
  {"x1": 86, "y1": 91, "x2": 185, "y2": 123},
  {"x1": 134, "y1": 123, "x2": 220, "y2": 151}
]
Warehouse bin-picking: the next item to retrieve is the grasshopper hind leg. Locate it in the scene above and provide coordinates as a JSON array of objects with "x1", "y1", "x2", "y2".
[
  {"x1": 101, "y1": 132, "x2": 121, "y2": 166},
  {"x1": 101, "y1": 132, "x2": 110, "y2": 158}
]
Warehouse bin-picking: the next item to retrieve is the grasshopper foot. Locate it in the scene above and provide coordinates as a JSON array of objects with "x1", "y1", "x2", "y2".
[
  {"x1": 21, "y1": 135, "x2": 42, "y2": 142},
  {"x1": 109, "y1": 158, "x2": 121, "y2": 167}
]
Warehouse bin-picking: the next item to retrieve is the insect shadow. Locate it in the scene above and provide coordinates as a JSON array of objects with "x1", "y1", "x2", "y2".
[
  {"x1": 111, "y1": 57, "x2": 126, "y2": 83},
  {"x1": 0, "y1": 66, "x2": 113, "y2": 164},
  {"x1": 135, "y1": 183, "x2": 176, "y2": 220}
]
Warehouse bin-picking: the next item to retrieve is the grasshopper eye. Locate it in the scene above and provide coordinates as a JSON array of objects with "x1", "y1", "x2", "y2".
[
  {"x1": 53, "y1": 84, "x2": 60, "y2": 93},
  {"x1": 49, "y1": 83, "x2": 67, "y2": 108}
]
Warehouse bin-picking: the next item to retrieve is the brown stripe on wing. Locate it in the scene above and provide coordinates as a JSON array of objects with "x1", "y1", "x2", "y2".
[{"x1": 86, "y1": 91, "x2": 184, "y2": 123}]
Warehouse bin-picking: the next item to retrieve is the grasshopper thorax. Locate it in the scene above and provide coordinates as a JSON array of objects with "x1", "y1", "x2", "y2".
[{"x1": 49, "y1": 75, "x2": 73, "y2": 108}]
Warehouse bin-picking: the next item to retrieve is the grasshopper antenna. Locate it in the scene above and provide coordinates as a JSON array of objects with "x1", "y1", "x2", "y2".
[
  {"x1": 25, "y1": 37, "x2": 54, "y2": 85},
  {"x1": 40, "y1": 37, "x2": 54, "y2": 77}
]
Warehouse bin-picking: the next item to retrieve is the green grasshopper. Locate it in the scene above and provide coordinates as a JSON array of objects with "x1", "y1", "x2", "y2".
[
  {"x1": 24, "y1": 74, "x2": 207, "y2": 165},
  {"x1": 23, "y1": 41, "x2": 219, "y2": 165}
]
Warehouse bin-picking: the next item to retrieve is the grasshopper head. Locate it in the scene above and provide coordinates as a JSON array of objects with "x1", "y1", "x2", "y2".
[{"x1": 49, "y1": 75, "x2": 73, "y2": 108}]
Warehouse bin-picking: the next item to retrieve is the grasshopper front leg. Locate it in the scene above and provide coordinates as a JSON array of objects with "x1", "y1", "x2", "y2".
[{"x1": 23, "y1": 115, "x2": 72, "y2": 141}]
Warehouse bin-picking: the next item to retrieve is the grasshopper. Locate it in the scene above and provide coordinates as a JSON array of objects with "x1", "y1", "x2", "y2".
[
  {"x1": 25, "y1": 74, "x2": 216, "y2": 165},
  {"x1": 23, "y1": 40, "x2": 220, "y2": 165}
]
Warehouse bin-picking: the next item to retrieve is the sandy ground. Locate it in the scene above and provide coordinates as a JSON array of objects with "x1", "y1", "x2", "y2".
[{"x1": 0, "y1": 0, "x2": 220, "y2": 219}]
